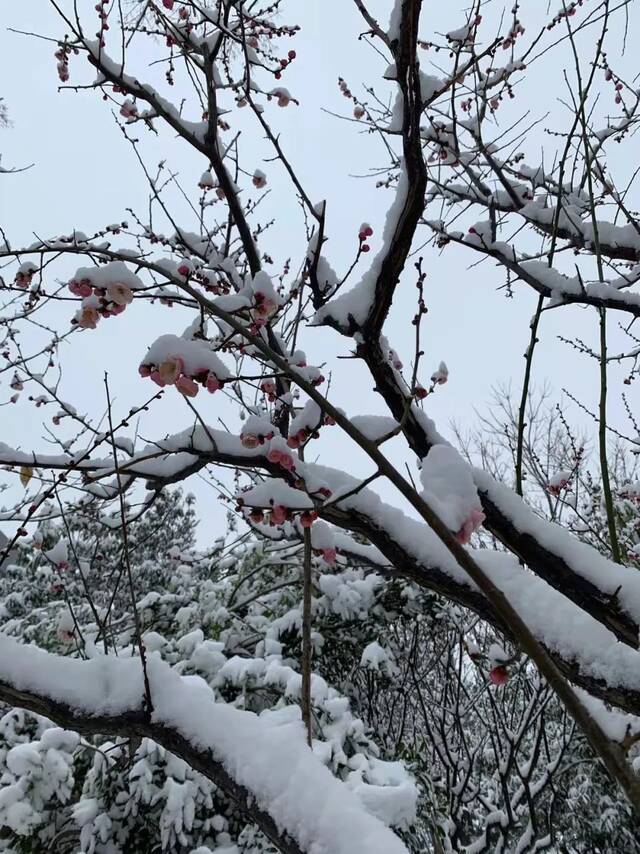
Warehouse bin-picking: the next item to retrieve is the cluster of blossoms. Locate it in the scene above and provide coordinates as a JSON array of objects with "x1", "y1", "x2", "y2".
[
  {"x1": 139, "y1": 333, "x2": 232, "y2": 397},
  {"x1": 247, "y1": 272, "x2": 282, "y2": 332},
  {"x1": 502, "y1": 18, "x2": 525, "y2": 50},
  {"x1": 264, "y1": 436, "x2": 297, "y2": 471},
  {"x1": 94, "y1": 0, "x2": 110, "y2": 40},
  {"x1": 603, "y1": 68, "x2": 626, "y2": 105},
  {"x1": 287, "y1": 413, "x2": 335, "y2": 450},
  {"x1": 547, "y1": 470, "x2": 573, "y2": 496},
  {"x1": 197, "y1": 172, "x2": 227, "y2": 199},
  {"x1": 251, "y1": 291, "x2": 279, "y2": 329},
  {"x1": 274, "y1": 49, "x2": 297, "y2": 80},
  {"x1": 286, "y1": 419, "x2": 327, "y2": 450},
  {"x1": 53, "y1": 42, "x2": 75, "y2": 82},
  {"x1": 237, "y1": 495, "x2": 336, "y2": 563},
  {"x1": 173, "y1": 258, "x2": 228, "y2": 296},
  {"x1": 259, "y1": 379, "x2": 278, "y2": 402},
  {"x1": 547, "y1": 0, "x2": 582, "y2": 29},
  {"x1": 139, "y1": 355, "x2": 223, "y2": 398},
  {"x1": 358, "y1": 223, "x2": 373, "y2": 253},
  {"x1": 268, "y1": 87, "x2": 293, "y2": 107},
  {"x1": 14, "y1": 262, "x2": 37, "y2": 289},
  {"x1": 69, "y1": 277, "x2": 134, "y2": 330},
  {"x1": 8, "y1": 372, "x2": 23, "y2": 404},
  {"x1": 243, "y1": 501, "x2": 315, "y2": 529},
  {"x1": 338, "y1": 76, "x2": 366, "y2": 119}
]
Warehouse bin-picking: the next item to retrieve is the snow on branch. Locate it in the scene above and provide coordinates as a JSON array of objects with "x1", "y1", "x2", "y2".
[
  {"x1": 0, "y1": 637, "x2": 409, "y2": 854},
  {"x1": 5, "y1": 426, "x2": 640, "y2": 713}
]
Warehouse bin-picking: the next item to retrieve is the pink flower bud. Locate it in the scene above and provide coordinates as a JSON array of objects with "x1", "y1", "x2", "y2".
[
  {"x1": 177, "y1": 259, "x2": 194, "y2": 277},
  {"x1": 278, "y1": 452, "x2": 295, "y2": 470},
  {"x1": 241, "y1": 433, "x2": 261, "y2": 449},
  {"x1": 68, "y1": 279, "x2": 93, "y2": 298},
  {"x1": 206, "y1": 373, "x2": 222, "y2": 393},
  {"x1": 489, "y1": 665, "x2": 509, "y2": 686},
  {"x1": 176, "y1": 374, "x2": 199, "y2": 397},
  {"x1": 120, "y1": 99, "x2": 138, "y2": 119}
]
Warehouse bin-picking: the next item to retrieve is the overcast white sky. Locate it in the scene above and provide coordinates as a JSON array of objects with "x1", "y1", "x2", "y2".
[{"x1": 2, "y1": 1, "x2": 639, "y2": 543}]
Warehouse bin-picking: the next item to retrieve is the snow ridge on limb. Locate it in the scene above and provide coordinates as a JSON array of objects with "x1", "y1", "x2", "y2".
[
  {"x1": 335, "y1": 328, "x2": 640, "y2": 650},
  {"x1": 5, "y1": 427, "x2": 640, "y2": 714},
  {"x1": 316, "y1": 0, "x2": 426, "y2": 334},
  {"x1": 0, "y1": 637, "x2": 409, "y2": 854}
]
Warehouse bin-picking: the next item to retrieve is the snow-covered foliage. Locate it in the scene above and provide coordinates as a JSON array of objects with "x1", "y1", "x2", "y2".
[
  {"x1": 1, "y1": 489, "x2": 637, "y2": 852},
  {"x1": 0, "y1": 494, "x2": 418, "y2": 853}
]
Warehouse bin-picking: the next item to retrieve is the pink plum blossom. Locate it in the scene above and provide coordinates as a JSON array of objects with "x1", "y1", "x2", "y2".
[
  {"x1": 205, "y1": 373, "x2": 222, "y2": 393},
  {"x1": 150, "y1": 370, "x2": 166, "y2": 387},
  {"x1": 489, "y1": 665, "x2": 509, "y2": 686},
  {"x1": 158, "y1": 356, "x2": 184, "y2": 386},
  {"x1": 253, "y1": 170, "x2": 267, "y2": 189},
  {"x1": 176, "y1": 374, "x2": 199, "y2": 397},
  {"x1": 177, "y1": 258, "x2": 194, "y2": 277},
  {"x1": 287, "y1": 430, "x2": 307, "y2": 449},
  {"x1": 68, "y1": 279, "x2": 93, "y2": 298},
  {"x1": 455, "y1": 509, "x2": 485, "y2": 545},
  {"x1": 241, "y1": 433, "x2": 261, "y2": 449},
  {"x1": 120, "y1": 99, "x2": 138, "y2": 119},
  {"x1": 106, "y1": 281, "x2": 134, "y2": 306},
  {"x1": 77, "y1": 307, "x2": 100, "y2": 329}
]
